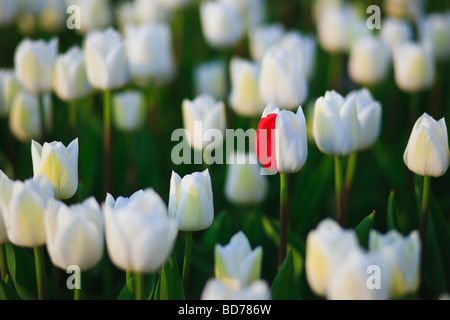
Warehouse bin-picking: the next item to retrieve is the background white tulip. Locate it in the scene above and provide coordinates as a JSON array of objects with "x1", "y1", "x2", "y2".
[
  {"x1": 66, "y1": 0, "x2": 113, "y2": 34},
  {"x1": 14, "y1": 37, "x2": 58, "y2": 93},
  {"x1": 249, "y1": 23, "x2": 285, "y2": 61},
  {"x1": 0, "y1": 69, "x2": 19, "y2": 117},
  {"x1": 168, "y1": 169, "x2": 214, "y2": 231},
  {"x1": 135, "y1": 0, "x2": 169, "y2": 25},
  {"x1": 53, "y1": 46, "x2": 93, "y2": 102},
  {"x1": 45, "y1": 197, "x2": 104, "y2": 271},
  {"x1": 403, "y1": 113, "x2": 449, "y2": 177},
  {"x1": 84, "y1": 28, "x2": 130, "y2": 90},
  {"x1": 201, "y1": 279, "x2": 270, "y2": 300},
  {"x1": 418, "y1": 13, "x2": 450, "y2": 61},
  {"x1": 219, "y1": 0, "x2": 266, "y2": 31},
  {"x1": 380, "y1": 18, "x2": 413, "y2": 50},
  {"x1": 279, "y1": 31, "x2": 316, "y2": 80},
  {"x1": 194, "y1": 60, "x2": 227, "y2": 100},
  {"x1": 317, "y1": 6, "x2": 353, "y2": 53},
  {"x1": 103, "y1": 189, "x2": 178, "y2": 273},
  {"x1": 31, "y1": 138, "x2": 79, "y2": 200},
  {"x1": 113, "y1": 90, "x2": 146, "y2": 132},
  {"x1": 313, "y1": 91, "x2": 361, "y2": 156}
]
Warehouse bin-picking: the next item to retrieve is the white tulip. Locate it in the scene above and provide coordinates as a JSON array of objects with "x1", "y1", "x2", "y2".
[
  {"x1": 125, "y1": 22, "x2": 176, "y2": 85},
  {"x1": 168, "y1": 169, "x2": 214, "y2": 231},
  {"x1": 113, "y1": 90, "x2": 146, "y2": 132},
  {"x1": 305, "y1": 218, "x2": 359, "y2": 296},
  {"x1": 0, "y1": 69, "x2": 19, "y2": 117},
  {"x1": 194, "y1": 60, "x2": 227, "y2": 100},
  {"x1": 317, "y1": 6, "x2": 352, "y2": 53},
  {"x1": 0, "y1": 170, "x2": 11, "y2": 244},
  {"x1": 219, "y1": 0, "x2": 266, "y2": 31},
  {"x1": 53, "y1": 46, "x2": 93, "y2": 102},
  {"x1": 0, "y1": 0, "x2": 19, "y2": 26},
  {"x1": 84, "y1": 28, "x2": 130, "y2": 90},
  {"x1": 346, "y1": 88, "x2": 382, "y2": 150},
  {"x1": 403, "y1": 113, "x2": 449, "y2": 177},
  {"x1": 393, "y1": 41, "x2": 435, "y2": 92},
  {"x1": 45, "y1": 197, "x2": 104, "y2": 271},
  {"x1": 249, "y1": 23, "x2": 285, "y2": 61},
  {"x1": 9, "y1": 91, "x2": 52, "y2": 142},
  {"x1": 348, "y1": 36, "x2": 391, "y2": 86},
  {"x1": 66, "y1": 0, "x2": 113, "y2": 33},
  {"x1": 14, "y1": 37, "x2": 58, "y2": 93},
  {"x1": 369, "y1": 230, "x2": 421, "y2": 298},
  {"x1": 200, "y1": 1, "x2": 245, "y2": 48},
  {"x1": 279, "y1": 31, "x2": 317, "y2": 80},
  {"x1": 182, "y1": 94, "x2": 226, "y2": 151},
  {"x1": 135, "y1": 0, "x2": 169, "y2": 25},
  {"x1": 259, "y1": 45, "x2": 308, "y2": 110},
  {"x1": 0, "y1": 175, "x2": 54, "y2": 247},
  {"x1": 31, "y1": 139, "x2": 79, "y2": 200},
  {"x1": 380, "y1": 18, "x2": 413, "y2": 50},
  {"x1": 201, "y1": 279, "x2": 270, "y2": 300},
  {"x1": 103, "y1": 189, "x2": 178, "y2": 273},
  {"x1": 418, "y1": 13, "x2": 450, "y2": 61},
  {"x1": 313, "y1": 91, "x2": 361, "y2": 156},
  {"x1": 229, "y1": 58, "x2": 264, "y2": 117}
]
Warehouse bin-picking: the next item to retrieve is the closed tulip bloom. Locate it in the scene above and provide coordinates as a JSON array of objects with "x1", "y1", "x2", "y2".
[
  {"x1": 182, "y1": 94, "x2": 226, "y2": 151},
  {"x1": 317, "y1": 6, "x2": 352, "y2": 53},
  {"x1": 67, "y1": 0, "x2": 113, "y2": 33},
  {"x1": 305, "y1": 218, "x2": 359, "y2": 296},
  {"x1": 14, "y1": 37, "x2": 58, "y2": 93},
  {"x1": 313, "y1": 91, "x2": 361, "y2": 156},
  {"x1": 259, "y1": 46, "x2": 308, "y2": 110},
  {"x1": 279, "y1": 31, "x2": 317, "y2": 80},
  {"x1": 201, "y1": 279, "x2": 270, "y2": 300},
  {"x1": 225, "y1": 152, "x2": 268, "y2": 205},
  {"x1": 326, "y1": 248, "x2": 392, "y2": 300},
  {"x1": 9, "y1": 91, "x2": 52, "y2": 142},
  {"x1": 346, "y1": 88, "x2": 382, "y2": 150},
  {"x1": 0, "y1": 175, "x2": 54, "y2": 247},
  {"x1": 125, "y1": 23, "x2": 175, "y2": 85},
  {"x1": 113, "y1": 90, "x2": 146, "y2": 132},
  {"x1": 419, "y1": 13, "x2": 450, "y2": 61},
  {"x1": 168, "y1": 169, "x2": 214, "y2": 231},
  {"x1": 380, "y1": 18, "x2": 413, "y2": 50},
  {"x1": 31, "y1": 138, "x2": 78, "y2": 200},
  {"x1": 393, "y1": 42, "x2": 435, "y2": 92},
  {"x1": 53, "y1": 46, "x2": 92, "y2": 102},
  {"x1": 403, "y1": 113, "x2": 449, "y2": 177},
  {"x1": 369, "y1": 230, "x2": 421, "y2": 298},
  {"x1": 249, "y1": 23, "x2": 285, "y2": 61},
  {"x1": 84, "y1": 28, "x2": 130, "y2": 90},
  {"x1": 215, "y1": 231, "x2": 263, "y2": 286},
  {"x1": 200, "y1": 1, "x2": 244, "y2": 48},
  {"x1": 45, "y1": 197, "x2": 104, "y2": 271},
  {"x1": 229, "y1": 58, "x2": 264, "y2": 117},
  {"x1": 0, "y1": 69, "x2": 19, "y2": 117},
  {"x1": 103, "y1": 189, "x2": 178, "y2": 273},
  {"x1": 348, "y1": 36, "x2": 391, "y2": 86},
  {"x1": 194, "y1": 60, "x2": 227, "y2": 100},
  {"x1": 255, "y1": 104, "x2": 308, "y2": 174}
]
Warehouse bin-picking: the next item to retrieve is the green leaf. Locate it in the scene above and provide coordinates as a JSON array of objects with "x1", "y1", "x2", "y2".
[
  {"x1": 355, "y1": 211, "x2": 376, "y2": 248},
  {"x1": 271, "y1": 251, "x2": 301, "y2": 300},
  {"x1": 5, "y1": 244, "x2": 37, "y2": 300},
  {"x1": 387, "y1": 190, "x2": 400, "y2": 231},
  {"x1": 0, "y1": 279, "x2": 21, "y2": 300},
  {"x1": 154, "y1": 255, "x2": 185, "y2": 300},
  {"x1": 117, "y1": 274, "x2": 156, "y2": 300}
]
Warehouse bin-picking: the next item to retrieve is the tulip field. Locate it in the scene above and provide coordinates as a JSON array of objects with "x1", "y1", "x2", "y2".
[{"x1": 0, "y1": 0, "x2": 450, "y2": 303}]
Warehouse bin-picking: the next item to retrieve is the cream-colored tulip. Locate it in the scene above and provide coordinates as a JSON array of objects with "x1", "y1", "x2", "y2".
[
  {"x1": 112, "y1": 90, "x2": 146, "y2": 132},
  {"x1": 31, "y1": 139, "x2": 78, "y2": 200},
  {"x1": 45, "y1": 197, "x2": 104, "y2": 271},
  {"x1": 201, "y1": 279, "x2": 270, "y2": 300},
  {"x1": 0, "y1": 69, "x2": 19, "y2": 117},
  {"x1": 403, "y1": 113, "x2": 449, "y2": 177}
]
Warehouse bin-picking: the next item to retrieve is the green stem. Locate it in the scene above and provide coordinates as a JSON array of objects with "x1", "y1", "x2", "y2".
[
  {"x1": 134, "y1": 273, "x2": 144, "y2": 300},
  {"x1": 74, "y1": 287, "x2": 80, "y2": 300},
  {"x1": 334, "y1": 156, "x2": 343, "y2": 225},
  {"x1": 34, "y1": 246, "x2": 46, "y2": 300},
  {"x1": 343, "y1": 152, "x2": 358, "y2": 227},
  {"x1": 0, "y1": 244, "x2": 7, "y2": 281},
  {"x1": 278, "y1": 173, "x2": 289, "y2": 269},
  {"x1": 103, "y1": 90, "x2": 112, "y2": 194},
  {"x1": 420, "y1": 176, "x2": 430, "y2": 252},
  {"x1": 182, "y1": 231, "x2": 193, "y2": 295},
  {"x1": 69, "y1": 100, "x2": 77, "y2": 130}
]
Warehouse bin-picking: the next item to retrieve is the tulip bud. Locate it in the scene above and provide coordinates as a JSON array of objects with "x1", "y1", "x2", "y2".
[
  {"x1": 225, "y1": 152, "x2": 268, "y2": 205},
  {"x1": 0, "y1": 0, "x2": 19, "y2": 26},
  {"x1": 200, "y1": 1, "x2": 245, "y2": 48},
  {"x1": 0, "y1": 69, "x2": 19, "y2": 117},
  {"x1": 103, "y1": 189, "x2": 178, "y2": 273},
  {"x1": 313, "y1": 91, "x2": 361, "y2": 156},
  {"x1": 194, "y1": 60, "x2": 227, "y2": 100},
  {"x1": 305, "y1": 218, "x2": 359, "y2": 296},
  {"x1": 215, "y1": 231, "x2": 263, "y2": 285},
  {"x1": 418, "y1": 13, "x2": 450, "y2": 61},
  {"x1": 67, "y1": 0, "x2": 113, "y2": 34},
  {"x1": 201, "y1": 279, "x2": 270, "y2": 300},
  {"x1": 45, "y1": 197, "x2": 104, "y2": 271},
  {"x1": 168, "y1": 169, "x2": 214, "y2": 231},
  {"x1": 14, "y1": 37, "x2": 58, "y2": 93},
  {"x1": 125, "y1": 23, "x2": 176, "y2": 85},
  {"x1": 317, "y1": 6, "x2": 352, "y2": 53},
  {"x1": 182, "y1": 94, "x2": 226, "y2": 151},
  {"x1": 259, "y1": 46, "x2": 308, "y2": 110},
  {"x1": 249, "y1": 23, "x2": 285, "y2": 61},
  {"x1": 346, "y1": 88, "x2": 382, "y2": 150},
  {"x1": 84, "y1": 28, "x2": 130, "y2": 90},
  {"x1": 348, "y1": 36, "x2": 391, "y2": 86},
  {"x1": 53, "y1": 46, "x2": 93, "y2": 102},
  {"x1": 112, "y1": 90, "x2": 146, "y2": 132},
  {"x1": 9, "y1": 91, "x2": 52, "y2": 142},
  {"x1": 0, "y1": 175, "x2": 54, "y2": 247},
  {"x1": 31, "y1": 138, "x2": 79, "y2": 200},
  {"x1": 369, "y1": 230, "x2": 421, "y2": 298},
  {"x1": 403, "y1": 113, "x2": 449, "y2": 177},
  {"x1": 380, "y1": 18, "x2": 413, "y2": 50},
  {"x1": 229, "y1": 57, "x2": 264, "y2": 117},
  {"x1": 393, "y1": 41, "x2": 435, "y2": 92}
]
